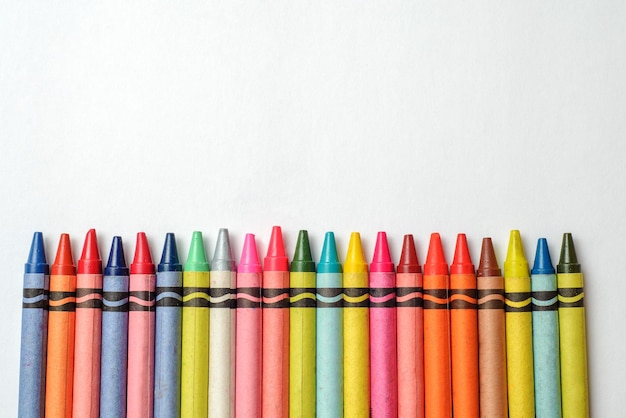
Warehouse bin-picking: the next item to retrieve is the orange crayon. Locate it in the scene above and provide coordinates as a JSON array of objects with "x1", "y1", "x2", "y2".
[{"x1": 45, "y1": 234, "x2": 77, "y2": 418}]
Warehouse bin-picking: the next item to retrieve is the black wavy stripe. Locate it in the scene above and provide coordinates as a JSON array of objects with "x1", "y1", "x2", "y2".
[
  {"x1": 102, "y1": 304, "x2": 128, "y2": 312},
  {"x1": 76, "y1": 288, "x2": 102, "y2": 298},
  {"x1": 533, "y1": 304, "x2": 558, "y2": 311},
  {"x1": 450, "y1": 289, "x2": 477, "y2": 298},
  {"x1": 49, "y1": 291, "x2": 75, "y2": 301},
  {"x1": 237, "y1": 299, "x2": 262, "y2": 309},
  {"x1": 316, "y1": 288, "x2": 343, "y2": 298},
  {"x1": 423, "y1": 289, "x2": 448, "y2": 299},
  {"x1": 128, "y1": 303, "x2": 155, "y2": 312},
  {"x1": 129, "y1": 290, "x2": 155, "y2": 302},
  {"x1": 156, "y1": 298, "x2": 182, "y2": 307},
  {"x1": 262, "y1": 288, "x2": 289, "y2": 298},
  {"x1": 23, "y1": 301, "x2": 47, "y2": 309},
  {"x1": 182, "y1": 287, "x2": 210, "y2": 297},
  {"x1": 103, "y1": 291, "x2": 128, "y2": 302},
  {"x1": 449, "y1": 301, "x2": 477, "y2": 309},
  {"x1": 559, "y1": 300, "x2": 584, "y2": 308},
  {"x1": 23, "y1": 288, "x2": 46, "y2": 298},
  {"x1": 238, "y1": 287, "x2": 261, "y2": 297},
  {"x1": 183, "y1": 299, "x2": 210, "y2": 308},
  {"x1": 504, "y1": 305, "x2": 532, "y2": 313},
  {"x1": 370, "y1": 300, "x2": 396, "y2": 308},
  {"x1": 262, "y1": 300, "x2": 290, "y2": 309},
  {"x1": 477, "y1": 289, "x2": 504, "y2": 298},
  {"x1": 396, "y1": 299, "x2": 423, "y2": 308},
  {"x1": 343, "y1": 288, "x2": 369, "y2": 297},
  {"x1": 558, "y1": 287, "x2": 584, "y2": 297},
  {"x1": 290, "y1": 288, "x2": 317, "y2": 297},
  {"x1": 211, "y1": 300, "x2": 235, "y2": 309},
  {"x1": 49, "y1": 303, "x2": 76, "y2": 312},
  {"x1": 156, "y1": 286, "x2": 182, "y2": 296},
  {"x1": 76, "y1": 299, "x2": 103, "y2": 309},
  {"x1": 396, "y1": 287, "x2": 422, "y2": 297},
  {"x1": 532, "y1": 290, "x2": 558, "y2": 301},
  {"x1": 505, "y1": 292, "x2": 531, "y2": 302},
  {"x1": 316, "y1": 301, "x2": 343, "y2": 308},
  {"x1": 369, "y1": 288, "x2": 396, "y2": 298},
  {"x1": 478, "y1": 300, "x2": 505, "y2": 310},
  {"x1": 209, "y1": 287, "x2": 232, "y2": 298}
]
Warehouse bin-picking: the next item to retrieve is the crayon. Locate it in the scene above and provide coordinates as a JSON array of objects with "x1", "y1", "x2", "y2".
[
  {"x1": 396, "y1": 234, "x2": 424, "y2": 418},
  {"x1": 557, "y1": 233, "x2": 589, "y2": 417},
  {"x1": 127, "y1": 232, "x2": 156, "y2": 418},
  {"x1": 18, "y1": 232, "x2": 49, "y2": 418},
  {"x1": 45, "y1": 233, "x2": 76, "y2": 418},
  {"x1": 504, "y1": 230, "x2": 535, "y2": 418},
  {"x1": 181, "y1": 231, "x2": 210, "y2": 418},
  {"x1": 154, "y1": 233, "x2": 183, "y2": 417},
  {"x1": 343, "y1": 232, "x2": 370, "y2": 417},
  {"x1": 73, "y1": 229, "x2": 103, "y2": 418},
  {"x1": 531, "y1": 238, "x2": 562, "y2": 418},
  {"x1": 369, "y1": 232, "x2": 398, "y2": 418},
  {"x1": 209, "y1": 228, "x2": 237, "y2": 418},
  {"x1": 423, "y1": 232, "x2": 451, "y2": 418},
  {"x1": 235, "y1": 234, "x2": 263, "y2": 418},
  {"x1": 450, "y1": 233, "x2": 479, "y2": 418},
  {"x1": 289, "y1": 230, "x2": 316, "y2": 418},
  {"x1": 261, "y1": 226, "x2": 290, "y2": 418},
  {"x1": 476, "y1": 238, "x2": 508, "y2": 418},
  {"x1": 316, "y1": 232, "x2": 344, "y2": 418},
  {"x1": 100, "y1": 237, "x2": 130, "y2": 418}
]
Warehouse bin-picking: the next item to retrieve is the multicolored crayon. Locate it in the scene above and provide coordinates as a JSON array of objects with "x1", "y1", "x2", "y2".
[
  {"x1": 100, "y1": 236, "x2": 129, "y2": 418},
  {"x1": 316, "y1": 232, "x2": 343, "y2": 418},
  {"x1": 261, "y1": 226, "x2": 290, "y2": 418},
  {"x1": 289, "y1": 230, "x2": 316, "y2": 418},
  {"x1": 396, "y1": 234, "x2": 424, "y2": 418},
  {"x1": 557, "y1": 233, "x2": 589, "y2": 418},
  {"x1": 18, "y1": 232, "x2": 49, "y2": 418},
  {"x1": 154, "y1": 233, "x2": 183, "y2": 417},
  {"x1": 504, "y1": 230, "x2": 535, "y2": 418},
  {"x1": 209, "y1": 228, "x2": 236, "y2": 418},
  {"x1": 127, "y1": 232, "x2": 156, "y2": 418},
  {"x1": 45, "y1": 233, "x2": 76, "y2": 418},
  {"x1": 73, "y1": 229, "x2": 103, "y2": 418},
  {"x1": 369, "y1": 231, "x2": 398, "y2": 418}
]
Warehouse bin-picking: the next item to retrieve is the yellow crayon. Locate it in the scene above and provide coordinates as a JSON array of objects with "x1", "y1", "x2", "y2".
[
  {"x1": 557, "y1": 233, "x2": 589, "y2": 418},
  {"x1": 343, "y1": 232, "x2": 370, "y2": 418},
  {"x1": 504, "y1": 230, "x2": 534, "y2": 418},
  {"x1": 181, "y1": 232, "x2": 210, "y2": 418}
]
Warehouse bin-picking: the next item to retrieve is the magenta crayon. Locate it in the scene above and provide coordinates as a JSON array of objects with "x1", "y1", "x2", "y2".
[
  {"x1": 369, "y1": 231, "x2": 398, "y2": 418},
  {"x1": 127, "y1": 232, "x2": 156, "y2": 418},
  {"x1": 73, "y1": 229, "x2": 103, "y2": 417},
  {"x1": 236, "y1": 234, "x2": 263, "y2": 418}
]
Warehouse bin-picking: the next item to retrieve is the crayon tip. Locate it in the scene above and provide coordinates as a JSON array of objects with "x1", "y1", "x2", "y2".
[
  {"x1": 557, "y1": 233, "x2": 581, "y2": 274},
  {"x1": 212, "y1": 228, "x2": 236, "y2": 272},
  {"x1": 265, "y1": 226, "x2": 289, "y2": 272},
  {"x1": 185, "y1": 231, "x2": 210, "y2": 272},
  {"x1": 370, "y1": 231, "x2": 394, "y2": 273},
  {"x1": 25, "y1": 232, "x2": 49, "y2": 274},
  {"x1": 397, "y1": 234, "x2": 421, "y2": 274},
  {"x1": 504, "y1": 230, "x2": 528, "y2": 278},
  {"x1": 424, "y1": 233, "x2": 448, "y2": 276},
  {"x1": 450, "y1": 233, "x2": 474, "y2": 275},
  {"x1": 158, "y1": 233, "x2": 182, "y2": 272},
  {"x1": 477, "y1": 238, "x2": 501, "y2": 277},
  {"x1": 318, "y1": 232, "x2": 342, "y2": 274},
  {"x1": 239, "y1": 234, "x2": 262, "y2": 274},
  {"x1": 130, "y1": 232, "x2": 155, "y2": 275},
  {"x1": 531, "y1": 238, "x2": 555, "y2": 275},
  {"x1": 344, "y1": 232, "x2": 368, "y2": 274},
  {"x1": 51, "y1": 233, "x2": 76, "y2": 276},
  {"x1": 78, "y1": 229, "x2": 102, "y2": 274},
  {"x1": 105, "y1": 236, "x2": 129, "y2": 276},
  {"x1": 291, "y1": 230, "x2": 315, "y2": 272}
]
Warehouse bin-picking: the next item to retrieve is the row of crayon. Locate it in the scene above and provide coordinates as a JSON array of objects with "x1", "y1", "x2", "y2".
[{"x1": 18, "y1": 227, "x2": 588, "y2": 418}]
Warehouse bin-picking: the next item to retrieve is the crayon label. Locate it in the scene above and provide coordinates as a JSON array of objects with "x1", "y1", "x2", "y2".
[
  {"x1": 182, "y1": 287, "x2": 210, "y2": 308},
  {"x1": 209, "y1": 287, "x2": 234, "y2": 308},
  {"x1": 476, "y1": 288, "x2": 505, "y2": 310},
  {"x1": 343, "y1": 288, "x2": 369, "y2": 308},
  {"x1": 316, "y1": 287, "x2": 343, "y2": 308},
  {"x1": 262, "y1": 288, "x2": 290, "y2": 308},
  {"x1": 155, "y1": 286, "x2": 183, "y2": 307},
  {"x1": 290, "y1": 287, "x2": 316, "y2": 308},
  {"x1": 532, "y1": 290, "x2": 559, "y2": 311}
]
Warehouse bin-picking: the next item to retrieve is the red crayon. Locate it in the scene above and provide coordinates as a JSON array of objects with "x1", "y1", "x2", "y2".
[{"x1": 73, "y1": 229, "x2": 103, "y2": 418}]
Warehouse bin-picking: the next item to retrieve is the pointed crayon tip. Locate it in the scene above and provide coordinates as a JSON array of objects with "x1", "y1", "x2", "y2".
[
  {"x1": 504, "y1": 230, "x2": 528, "y2": 278},
  {"x1": 397, "y1": 234, "x2": 421, "y2": 274},
  {"x1": 424, "y1": 233, "x2": 448, "y2": 276},
  {"x1": 370, "y1": 231, "x2": 394, "y2": 273},
  {"x1": 239, "y1": 233, "x2": 262, "y2": 274},
  {"x1": 531, "y1": 238, "x2": 555, "y2": 275},
  {"x1": 158, "y1": 233, "x2": 182, "y2": 272},
  {"x1": 344, "y1": 232, "x2": 368, "y2": 274},
  {"x1": 557, "y1": 233, "x2": 581, "y2": 273},
  {"x1": 78, "y1": 229, "x2": 102, "y2": 274},
  {"x1": 212, "y1": 228, "x2": 236, "y2": 272},
  {"x1": 318, "y1": 232, "x2": 342, "y2": 274},
  {"x1": 105, "y1": 236, "x2": 129, "y2": 276},
  {"x1": 185, "y1": 231, "x2": 210, "y2": 272},
  {"x1": 51, "y1": 233, "x2": 76, "y2": 276},
  {"x1": 25, "y1": 231, "x2": 49, "y2": 274},
  {"x1": 450, "y1": 233, "x2": 474, "y2": 275},
  {"x1": 291, "y1": 230, "x2": 315, "y2": 272},
  {"x1": 130, "y1": 232, "x2": 155, "y2": 275},
  {"x1": 477, "y1": 238, "x2": 501, "y2": 277},
  {"x1": 265, "y1": 226, "x2": 289, "y2": 272}
]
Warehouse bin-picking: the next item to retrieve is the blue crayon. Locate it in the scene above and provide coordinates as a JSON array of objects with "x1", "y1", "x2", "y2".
[
  {"x1": 99, "y1": 237, "x2": 130, "y2": 418},
  {"x1": 531, "y1": 238, "x2": 562, "y2": 418},
  {"x1": 154, "y1": 233, "x2": 183, "y2": 417},
  {"x1": 18, "y1": 232, "x2": 49, "y2": 418},
  {"x1": 316, "y1": 232, "x2": 344, "y2": 418}
]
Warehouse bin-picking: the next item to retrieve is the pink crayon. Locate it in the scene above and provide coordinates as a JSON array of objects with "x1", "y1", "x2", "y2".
[
  {"x1": 369, "y1": 232, "x2": 398, "y2": 418},
  {"x1": 236, "y1": 234, "x2": 263, "y2": 417},
  {"x1": 127, "y1": 233, "x2": 156, "y2": 418}
]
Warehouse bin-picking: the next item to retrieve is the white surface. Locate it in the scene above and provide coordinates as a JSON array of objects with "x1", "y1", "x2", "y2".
[{"x1": 1, "y1": 1, "x2": 624, "y2": 414}]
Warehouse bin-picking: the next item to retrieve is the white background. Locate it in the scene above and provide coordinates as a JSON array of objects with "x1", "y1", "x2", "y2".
[{"x1": 1, "y1": 1, "x2": 625, "y2": 414}]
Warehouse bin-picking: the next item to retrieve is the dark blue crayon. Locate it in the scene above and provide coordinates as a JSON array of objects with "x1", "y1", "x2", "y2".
[
  {"x1": 99, "y1": 237, "x2": 130, "y2": 418},
  {"x1": 154, "y1": 233, "x2": 183, "y2": 417},
  {"x1": 18, "y1": 232, "x2": 49, "y2": 418}
]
